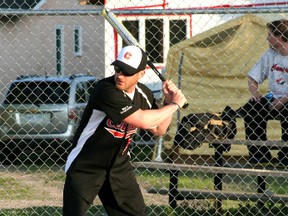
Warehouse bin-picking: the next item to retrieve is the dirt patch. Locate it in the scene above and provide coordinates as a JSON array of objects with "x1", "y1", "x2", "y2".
[{"x1": 0, "y1": 165, "x2": 168, "y2": 209}]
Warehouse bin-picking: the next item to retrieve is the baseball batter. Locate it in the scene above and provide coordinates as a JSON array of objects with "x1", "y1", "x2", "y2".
[{"x1": 63, "y1": 45, "x2": 186, "y2": 216}]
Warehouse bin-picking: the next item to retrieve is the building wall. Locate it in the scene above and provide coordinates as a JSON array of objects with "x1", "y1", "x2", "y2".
[{"x1": 0, "y1": 0, "x2": 105, "y2": 100}]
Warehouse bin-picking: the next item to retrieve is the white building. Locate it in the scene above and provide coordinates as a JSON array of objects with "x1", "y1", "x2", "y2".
[
  {"x1": 103, "y1": 0, "x2": 287, "y2": 97},
  {"x1": 0, "y1": 0, "x2": 286, "y2": 99}
]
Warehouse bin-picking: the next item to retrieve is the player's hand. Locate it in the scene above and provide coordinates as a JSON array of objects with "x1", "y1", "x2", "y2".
[
  {"x1": 162, "y1": 80, "x2": 187, "y2": 108},
  {"x1": 249, "y1": 92, "x2": 262, "y2": 102},
  {"x1": 172, "y1": 89, "x2": 187, "y2": 109},
  {"x1": 162, "y1": 80, "x2": 179, "y2": 103}
]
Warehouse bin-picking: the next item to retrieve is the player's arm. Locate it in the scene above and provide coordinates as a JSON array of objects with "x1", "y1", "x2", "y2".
[
  {"x1": 123, "y1": 103, "x2": 178, "y2": 136},
  {"x1": 248, "y1": 76, "x2": 262, "y2": 102},
  {"x1": 123, "y1": 80, "x2": 186, "y2": 136}
]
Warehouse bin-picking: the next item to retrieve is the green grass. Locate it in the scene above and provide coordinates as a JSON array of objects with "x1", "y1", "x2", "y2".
[
  {"x1": 135, "y1": 168, "x2": 215, "y2": 190},
  {"x1": 0, "y1": 176, "x2": 33, "y2": 200},
  {"x1": 0, "y1": 207, "x2": 62, "y2": 216},
  {"x1": 2, "y1": 204, "x2": 288, "y2": 216},
  {"x1": 1, "y1": 140, "x2": 288, "y2": 215},
  {"x1": 135, "y1": 168, "x2": 288, "y2": 195},
  {"x1": 133, "y1": 168, "x2": 288, "y2": 215}
]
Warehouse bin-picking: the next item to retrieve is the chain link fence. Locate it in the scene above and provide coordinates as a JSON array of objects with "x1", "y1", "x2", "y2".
[{"x1": 1, "y1": 1, "x2": 288, "y2": 215}]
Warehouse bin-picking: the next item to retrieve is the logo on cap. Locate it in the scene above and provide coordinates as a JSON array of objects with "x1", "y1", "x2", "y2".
[{"x1": 124, "y1": 51, "x2": 132, "y2": 60}]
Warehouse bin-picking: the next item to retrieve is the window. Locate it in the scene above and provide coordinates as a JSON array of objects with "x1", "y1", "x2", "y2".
[
  {"x1": 75, "y1": 80, "x2": 98, "y2": 103},
  {"x1": 145, "y1": 19, "x2": 164, "y2": 63},
  {"x1": 74, "y1": 25, "x2": 83, "y2": 57},
  {"x1": 121, "y1": 19, "x2": 164, "y2": 63},
  {"x1": 0, "y1": 0, "x2": 44, "y2": 9},
  {"x1": 4, "y1": 81, "x2": 70, "y2": 104},
  {"x1": 56, "y1": 25, "x2": 64, "y2": 76},
  {"x1": 120, "y1": 18, "x2": 187, "y2": 64},
  {"x1": 122, "y1": 20, "x2": 139, "y2": 47},
  {"x1": 170, "y1": 20, "x2": 187, "y2": 46},
  {"x1": 79, "y1": 0, "x2": 104, "y2": 5}
]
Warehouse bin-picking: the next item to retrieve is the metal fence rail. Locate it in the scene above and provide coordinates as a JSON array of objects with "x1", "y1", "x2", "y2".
[{"x1": 1, "y1": 6, "x2": 288, "y2": 15}]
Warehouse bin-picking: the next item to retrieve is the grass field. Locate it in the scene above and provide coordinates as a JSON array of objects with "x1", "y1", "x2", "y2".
[
  {"x1": 0, "y1": 117, "x2": 286, "y2": 215},
  {"x1": 0, "y1": 152, "x2": 288, "y2": 216},
  {"x1": 1, "y1": 166, "x2": 288, "y2": 216},
  {"x1": 2, "y1": 204, "x2": 288, "y2": 216}
]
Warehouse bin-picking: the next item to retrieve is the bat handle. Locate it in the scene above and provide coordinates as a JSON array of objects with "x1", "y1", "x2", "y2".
[
  {"x1": 182, "y1": 102, "x2": 189, "y2": 109},
  {"x1": 147, "y1": 60, "x2": 166, "y2": 81},
  {"x1": 146, "y1": 60, "x2": 189, "y2": 109}
]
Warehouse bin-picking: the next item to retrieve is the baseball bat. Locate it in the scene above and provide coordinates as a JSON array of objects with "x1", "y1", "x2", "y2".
[{"x1": 101, "y1": 8, "x2": 189, "y2": 109}]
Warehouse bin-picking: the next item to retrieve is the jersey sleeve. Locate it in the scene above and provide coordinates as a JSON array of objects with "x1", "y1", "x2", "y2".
[
  {"x1": 248, "y1": 49, "x2": 270, "y2": 84},
  {"x1": 137, "y1": 82, "x2": 159, "y2": 110},
  {"x1": 92, "y1": 80, "x2": 139, "y2": 124}
]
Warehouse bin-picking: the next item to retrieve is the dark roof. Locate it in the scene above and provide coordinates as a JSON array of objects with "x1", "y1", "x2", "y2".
[{"x1": 0, "y1": 0, "x2": 43, "y2": 9}]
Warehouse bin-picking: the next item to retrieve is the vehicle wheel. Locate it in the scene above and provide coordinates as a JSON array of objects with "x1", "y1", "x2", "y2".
[
  {"x1": 0, "y1": 144, "x2": 6, "y2": 164},
  {"x1": 0, "y1": 145, "x2": 19, "y2": 165}
]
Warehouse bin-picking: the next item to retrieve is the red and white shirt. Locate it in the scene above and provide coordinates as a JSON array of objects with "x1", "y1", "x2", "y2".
[{"x1": 249, "y1": 48, "x2": 288, "y2": 98}]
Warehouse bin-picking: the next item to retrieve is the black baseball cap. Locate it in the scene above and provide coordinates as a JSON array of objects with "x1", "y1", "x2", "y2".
[{"x1": 111, "y1": 46, "x2": 147, "y2": 75}]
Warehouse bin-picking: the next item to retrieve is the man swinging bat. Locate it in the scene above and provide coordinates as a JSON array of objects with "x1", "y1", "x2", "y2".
[{"x1": 62, "y1": 45, "x2": 187, "y2": 216}]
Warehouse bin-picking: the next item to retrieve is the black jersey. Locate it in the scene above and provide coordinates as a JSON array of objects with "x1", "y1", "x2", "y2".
[{"x1": 64, "y1": 76, "x2": 158, "y2": 203}]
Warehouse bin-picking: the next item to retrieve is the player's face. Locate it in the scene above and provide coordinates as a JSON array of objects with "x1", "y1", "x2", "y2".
[
  {"x1": 114, "y1": 66, "x2": 145, "y2": 93},
  {"x1": 267, "y1": 28, "x2": 282, "y2": 50}
]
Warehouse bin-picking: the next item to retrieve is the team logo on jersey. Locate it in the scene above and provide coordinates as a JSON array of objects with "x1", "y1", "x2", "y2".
[
  {"x1": 120, "y1": 105, "x2": 132, "y2": 114},
  {"x1": 105, "y1": 118, "x2": 137, "y2": 139},
  {"x1": 271, "y1": 64, "x2": 288, "y2": 73},
  {"x1": 276, "y1": 77, "x2": 285, "y2": 85}
]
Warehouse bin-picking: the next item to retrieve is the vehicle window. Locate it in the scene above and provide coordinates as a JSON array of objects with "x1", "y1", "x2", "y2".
[
  {"x1": 76, "y1": 83, "x2": 86, "y2": 103},
  {"x1": 4, "y1": 81, "x2": 70, "y2": 104},
  {"x1": 87, "y1": 80, "x2": 97, "y2": 96},
  {"x1": 76, "y1": 80, "x2": 97, "y2": 103}
]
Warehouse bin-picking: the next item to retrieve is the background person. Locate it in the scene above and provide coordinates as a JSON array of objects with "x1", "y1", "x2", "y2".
[
  {"x1": 238, "y1": 19, "x2": 288, "y2": 166},
  {"x1": 62, "y1": 45, "x2": 187, "y2": 216}
]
